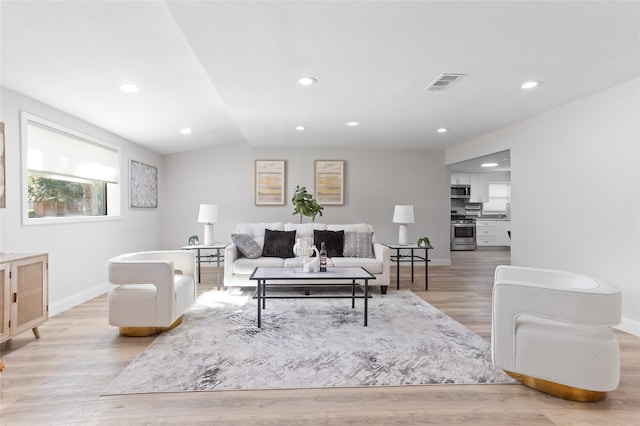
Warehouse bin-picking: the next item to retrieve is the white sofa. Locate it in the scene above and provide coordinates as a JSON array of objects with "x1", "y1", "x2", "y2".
[
  {"x1": 107, "y1": 250, "x2": 196, "y2": 336},
  {"x1": 224, "y1": 222, "x2": 391, "y2": 293}
]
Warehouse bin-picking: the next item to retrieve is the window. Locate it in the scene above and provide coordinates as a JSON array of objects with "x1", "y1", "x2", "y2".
[
  {"x1": 483, "y1": 182, "x2": 511, "y2": 213},
  {"x1": 21, "y1": 112, "x2": 121, "y2": 224}
]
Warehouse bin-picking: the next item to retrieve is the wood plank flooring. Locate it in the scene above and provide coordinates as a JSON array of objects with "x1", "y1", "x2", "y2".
[{"x1": 1, "y1": 250, "x2": 638, "y2": 425}]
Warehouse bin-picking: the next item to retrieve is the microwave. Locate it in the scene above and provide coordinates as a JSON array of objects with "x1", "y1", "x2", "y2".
[{"x1": 451, "y1": 185, "x2": 471, "y2": 199}]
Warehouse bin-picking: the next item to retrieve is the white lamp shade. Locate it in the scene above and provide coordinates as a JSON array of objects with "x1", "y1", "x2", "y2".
[
  {"x1": 198, "y1": 204, "x2": 219, "y2": 224},
  {"x1": 393, "y1": 205, "x2": 415, "y2": 224}
]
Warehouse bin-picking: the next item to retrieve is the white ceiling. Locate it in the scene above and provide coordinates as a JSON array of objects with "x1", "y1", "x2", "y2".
[{"x1": 2, "y1": 1, "x2": 639, "y2": 155}]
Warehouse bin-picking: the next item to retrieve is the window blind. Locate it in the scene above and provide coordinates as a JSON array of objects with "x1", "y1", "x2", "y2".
[{"x1": 26, "y1": 121, "x2": 119, "y2": 183}]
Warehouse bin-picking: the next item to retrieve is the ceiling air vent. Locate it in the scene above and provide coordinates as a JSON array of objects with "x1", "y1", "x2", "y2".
[{"x1": 424, "y1": 73, "x2": 466, "y2": 92}]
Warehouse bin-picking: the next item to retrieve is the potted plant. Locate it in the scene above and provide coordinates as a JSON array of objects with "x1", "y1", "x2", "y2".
[
  {"x1": 417, "y1": 236, "x2": 431, "y2": 247},
  {"x1": 292, "y1": 185, "x2": 324, "y2": 223}
]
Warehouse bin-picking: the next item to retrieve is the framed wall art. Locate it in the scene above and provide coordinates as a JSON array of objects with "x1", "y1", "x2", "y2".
[
  {"x1": 0, "y1": 122, "x2": 5, "y2": 208},
  {"x1": 315, "y1": 160, "x2": 344, "y2": 205},
  {"x1": 130, "y1": 159, "x2": 158, "y2": 208},
  {"x1": 255, "y1": 160, "x2": 286, "y2": 205}
]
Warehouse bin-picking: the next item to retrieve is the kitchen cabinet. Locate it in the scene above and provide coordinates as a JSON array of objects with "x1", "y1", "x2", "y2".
[
  {"x1": 476, "y1": 220, "x2": 510, "y2": 247},
  {"x1": 451, "y1": 173, "x2": 470, "y2": 185},
  {"x1": 496, "y1": 221, "x2": 511, "y2": 247},
  {"x1": 0, "y1": 253, "x2": 48, "y2": 343},
  {"x1": 469, "y1": 173, "x2": 489, "y2": 203}
]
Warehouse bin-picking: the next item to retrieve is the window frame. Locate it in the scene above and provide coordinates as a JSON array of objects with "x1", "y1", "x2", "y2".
[{"x1": 20, "y1": 111, "x2": 122, "y2": 225}]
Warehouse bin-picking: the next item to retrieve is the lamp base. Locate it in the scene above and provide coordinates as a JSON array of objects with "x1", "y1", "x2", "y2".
[
  {"x1": 398, "y1": 224, "x2": 409, "y2": 246},
  {"x1": 203, "y1": 224, "x2": 214, "y2": 246}
]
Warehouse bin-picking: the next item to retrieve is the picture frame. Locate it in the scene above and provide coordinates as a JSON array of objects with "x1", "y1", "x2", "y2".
[
  {"x1": 0, "y1": 122, "x2": 5, "y2": 208},
  {"x1": 315, "y1": 160, "x2": 344, "y2": 205},
  {"x1": 255, "y1": 160, "x2": 286, "y2": 205},
  {"x1": 129, "y1": 159, "x2": 158, "y2": 208}
]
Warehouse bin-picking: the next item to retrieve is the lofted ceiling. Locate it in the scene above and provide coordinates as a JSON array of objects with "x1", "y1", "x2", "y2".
[{"x1": 1, "y1": 1, "x2": 639, "y2": 155}]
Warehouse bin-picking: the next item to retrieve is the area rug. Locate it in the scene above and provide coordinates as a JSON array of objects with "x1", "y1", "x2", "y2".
[{"x1": 103, "y1": 289, "x2": 515, "y2": 395}]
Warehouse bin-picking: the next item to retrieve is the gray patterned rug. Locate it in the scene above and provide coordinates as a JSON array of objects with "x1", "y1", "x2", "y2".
[{"x1": 103, "y1": 289, "x2": 514, "y2": 395}]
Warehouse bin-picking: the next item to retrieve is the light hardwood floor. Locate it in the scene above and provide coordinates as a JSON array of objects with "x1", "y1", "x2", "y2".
[{"x1": 1, "y1": 250, "x2": 638, "y2": 425}]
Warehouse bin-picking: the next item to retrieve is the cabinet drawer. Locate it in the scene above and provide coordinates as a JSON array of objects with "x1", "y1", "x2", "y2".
[
  {"x1": 476, "y1": 220, "x2": 496, "y2": 227},
  {"x1": 477, "y1": 237, "x2": 497, "y2": 246},
  {"x1": 477, "y1": 228, "x2": 496, "y2": 237}
]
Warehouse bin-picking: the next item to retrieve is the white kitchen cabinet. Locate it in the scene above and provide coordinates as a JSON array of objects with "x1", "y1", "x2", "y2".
[
  {"x1": 476, "y1": 220, "x2": 510, "y2": 247},
  {"x1": 496, "y1": 221, "x2": 511, "y2": 247},
  {"x1": 451, "y1": 173, "x2": 470, "y2": 185},
  {"x1": 469, "y1": 173, "x2": 489, "y2": 203},
  {"x1": 476, "y1": 220, "x2": 496, "y2": 247},
  {"x1": 0, "y1": 253, "x2": 49, "y2": 343}
]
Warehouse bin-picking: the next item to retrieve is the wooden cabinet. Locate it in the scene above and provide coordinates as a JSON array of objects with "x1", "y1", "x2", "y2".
[{"x1": 0, "y1": 253, "x2": 48, "y2": 343}]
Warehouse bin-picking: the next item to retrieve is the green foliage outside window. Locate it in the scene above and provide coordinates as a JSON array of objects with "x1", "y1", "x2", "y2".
[{"x1": 28, "y1": 173, "x2": 106, "y2": 217}]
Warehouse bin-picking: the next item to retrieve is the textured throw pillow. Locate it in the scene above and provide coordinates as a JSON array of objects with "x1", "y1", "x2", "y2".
[
  {"x1": 262, "y1": 229, "x2": 296, "y2": 258},
  {"x1": 343, "y1": 231, "x2": 374, "y2": 258},
  {"x1": 231, "y1": 234, "x2": 262, "y2": 259},
  {"x1": 313, "y1": 229, "x2": 344, "y2": 257}
]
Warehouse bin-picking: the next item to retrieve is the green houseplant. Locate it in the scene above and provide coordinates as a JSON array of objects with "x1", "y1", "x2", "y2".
[{"x1": 292, "y1": 185, "x2": 324, "y2": 223}]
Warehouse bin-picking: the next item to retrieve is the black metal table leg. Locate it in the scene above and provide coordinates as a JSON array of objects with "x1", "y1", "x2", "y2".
[
  {"x1": 410, "y1": 248, "x2": 415, "y2": 282},
  {"x1": 425, "y1": 249, "x2": 429, "y2": 291},
  {"x1": 395, "y1": 248, "x2": 400, "y2": 290},
  {"x1": 364, "y1": 279, "x2": 369, "y2": 326},
  {"x1": 352, "y1": 279, "x2": 356, "y2": 308},
  {"x1": 257, "y1": 280, "x2": 262, "y2": 328}
]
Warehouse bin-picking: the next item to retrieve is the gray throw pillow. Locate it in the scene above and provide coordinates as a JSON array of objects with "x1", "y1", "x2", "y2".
[
  {"x1": 231, "y1": 234, "x2": 262, "y2": 259},
  {"x1": 343, "y1": 231, "x2": 374, "y2": 258}
]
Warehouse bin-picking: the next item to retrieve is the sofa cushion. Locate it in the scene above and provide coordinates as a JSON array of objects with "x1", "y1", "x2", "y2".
[
  {"x1": 343, "y1": 231, "x2": 374, "y2": 258},
  {"x1": 328, "y1": 223, "x2": 376, "y2": 243},
  {"x1": 313, "y1": 229, "x2": 344, "y2": 257},
  {"x1": 231, "y1": 234, "x2": 262, "y2": 259},
  {"x1": 262, "y1": 229, "x2": 296, "y2": 258},
  {"x1": 284, "y1": 222, "x2": 327, "y2": 237},
  {"x1": 331, "y1": 257, "x2": 383, "y2": 274},
  {"x1": 235, "y1": 222, "x2": 284, "y2": 238},
  {"x1": 233, "y1": 257, "x2": 285, "y2": 274}
]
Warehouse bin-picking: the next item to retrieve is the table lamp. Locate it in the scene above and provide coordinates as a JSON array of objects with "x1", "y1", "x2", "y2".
[
  {"x1": 198, "y1": 204, "x2": 219, "y2": 246},
  {"x1": 393, "y1": 205, "x2": 414, "y2": 246}
]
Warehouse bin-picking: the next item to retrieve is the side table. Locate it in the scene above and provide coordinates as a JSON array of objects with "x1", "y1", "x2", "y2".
[
  {"x1": 180, "y1": 243, "x2": 228, "y2": 290},
  {"x1": 383, "y1": 243, "x2": 433, "y2": 291}
]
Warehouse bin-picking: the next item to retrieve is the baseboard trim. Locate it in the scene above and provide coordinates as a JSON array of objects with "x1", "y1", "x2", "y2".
[
  {"x1": 49, "y1": 282, "x2": 109, "y2": 317},
  {"x1": 616, "y1": 317, "x2": 640, "y2": 337}
]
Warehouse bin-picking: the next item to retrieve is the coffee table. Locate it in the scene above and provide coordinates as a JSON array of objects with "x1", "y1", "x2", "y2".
[{"x1": 249, "y1": 267, "x2": 376, "y2": 328}]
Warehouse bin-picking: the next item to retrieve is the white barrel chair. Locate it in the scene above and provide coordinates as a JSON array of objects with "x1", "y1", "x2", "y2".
[
  {"x1": 108, "y1": 250, "x2": 196, "y2": 336},
  {"x1": 491, "y1": 265, "x2": 621, "y2": 401}
]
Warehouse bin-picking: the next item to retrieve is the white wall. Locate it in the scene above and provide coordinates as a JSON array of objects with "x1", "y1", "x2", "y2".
[
  {"x1": 0, "y1": 87, "x2": 163, "y2": 315},
  {"x1": 161, "y1": 145, "x2": 451, "y2": 265},
  {"x1": 446, "y1": 77, "x2": 640, "y2": 335}
]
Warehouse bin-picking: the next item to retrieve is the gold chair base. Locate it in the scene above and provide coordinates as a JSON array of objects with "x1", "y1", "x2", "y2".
[
  {"x1": 118, "y1": 316, "x2": 183, "y2": 337},
  {"x1": 504, "y1": 370, "x2": 607, "y2": 402}
]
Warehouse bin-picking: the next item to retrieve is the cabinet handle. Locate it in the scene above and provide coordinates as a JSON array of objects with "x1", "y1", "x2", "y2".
[{"x1": 13, "y1": 292, "x2": 17, "y2": 303}]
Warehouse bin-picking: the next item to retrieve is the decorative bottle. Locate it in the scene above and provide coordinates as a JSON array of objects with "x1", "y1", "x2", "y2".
[{"x1": 319, "y1": 242, "x2": 327, "y2": 272}]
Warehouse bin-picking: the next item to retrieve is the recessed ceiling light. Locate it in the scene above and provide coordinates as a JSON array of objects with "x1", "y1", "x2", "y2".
[
  {"x1": 481, "y1": 162, "x2": 498, "y2": 168},
  {"x1": 119, "y1": 82, "x2": 139, "y2": 93},
  {"x1": 345, "y1": 121, "x2": 360, "y2": 127},
  {"x1": 296, "y1": 126, "x2": 306, "y2": 131},
  {"x1": 298, "y1": 76, "x2": 317, "y2": 85},
  {"x1": 521, "y1": 81, "x2": 541, "y2": 89},
  {"x1": 180, "y1": 128, "x2": 192, "y2": 135},
  {"x1": 437, "y1": 128, "x2": 449, "y2": 133}
]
